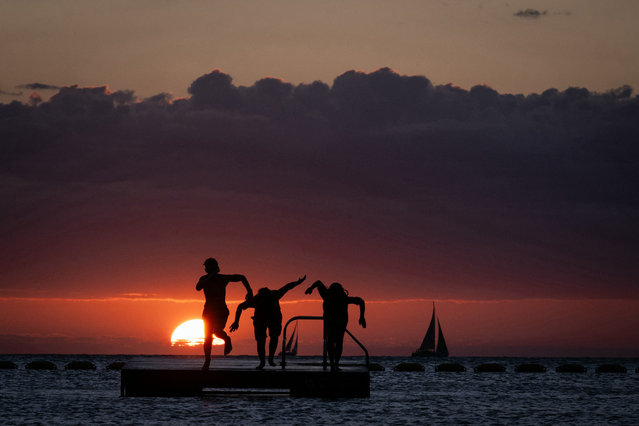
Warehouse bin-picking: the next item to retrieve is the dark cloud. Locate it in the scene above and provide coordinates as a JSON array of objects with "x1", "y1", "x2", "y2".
[
  {"x1": 187, "y1": 69, "x2": 242, "y2": 110},
  {"x1": 143, "y1": 92, "x2": 172, "y2": 105},
  {"x1": 16, "y1": 83, "x2": 60, "y2": 90},
  {"x1": 1, "y1": 68, "x2": 637, "y2": 301},
  {"x1": 16, "y1": 83, "x2": 61, "y2": 90},
  {"x1": 514, "y1": 9, "x2": 547, "y2": 19}
]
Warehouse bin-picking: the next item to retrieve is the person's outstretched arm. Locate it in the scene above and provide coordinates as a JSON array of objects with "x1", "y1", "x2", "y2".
[
  {"x1": 305, "y1": 280, "x2": 327, "y2": 298},
  {"x1": 229, "y1": 301, "x2": 250, "y2": 332},
  {"x1": 349, "y1": 297, "x2": 366, "y2": 328},
  {"x1": 228, "y1": 274, "x2": 253, "y2": 299},
  {"x1": 276, "y1": 275, "x2": 306, "y2": 299}
]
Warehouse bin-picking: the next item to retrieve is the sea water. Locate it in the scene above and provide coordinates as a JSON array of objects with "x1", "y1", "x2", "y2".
[{"x1": 1, "y1": 355, "x2": 638, "y2": 425}]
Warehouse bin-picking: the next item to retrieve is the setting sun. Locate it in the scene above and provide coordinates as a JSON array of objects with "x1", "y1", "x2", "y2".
[{"x1": 170, "y1": 319, "x2": 225, "y2": 347}]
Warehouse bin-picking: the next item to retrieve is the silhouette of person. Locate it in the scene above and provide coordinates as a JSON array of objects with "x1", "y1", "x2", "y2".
[
  {"x1": 305, "y1": 280, "x2": 366, "y2": 371},
  {"x1": 230, "y1": 275, "x2": 306, "y2": 369},
  {"x1": 196, "y1": 258, "x2": 252, "y2": 370}
]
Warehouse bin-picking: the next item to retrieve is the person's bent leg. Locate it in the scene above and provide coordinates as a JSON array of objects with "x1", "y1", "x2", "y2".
[
  {"x1": 256, "y1": 336, "x2": 266, "y2": 369},
  {"x1": 326, "y1": 338, "x2": 336, "y2": 370},
  {"x1": 268, "y1": 323, "x2": 281, "y2": 366},
  {"x1": 214, "y1": 328, "x2": 232, "y2": 356},
  {"x1": 202, "y1": 321, "x2": 212, "y2": 370},
  {"x1": 254, "y1": 322, "x2": 267, "y2": 369},
  {"x1": 334, "y1": 329, "x2": 346, "y2": 371},
  {"x1": 268, "y1": 336, "x2": 279, "y2": 366}
]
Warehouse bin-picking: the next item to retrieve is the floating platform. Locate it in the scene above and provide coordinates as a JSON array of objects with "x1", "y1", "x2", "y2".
[{"x1": 121, "y1": 358, "x2": 370, "y2": 398}]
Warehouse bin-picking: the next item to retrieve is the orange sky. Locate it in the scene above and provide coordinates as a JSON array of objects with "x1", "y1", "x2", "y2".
[{"x1": 1, "y1": 294, "x2": 637, "y2": 356}]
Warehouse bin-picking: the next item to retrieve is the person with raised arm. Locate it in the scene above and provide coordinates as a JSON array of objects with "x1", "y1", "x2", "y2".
[
  {"x1": 305, "y1": 280, "x2": 366, "y2": 371},
  {"x1": 230, "y1": 275, "x2": 306, "y2": 369},
  {"x1": 196, "y1": 258, "x2": 252, "y2": 370}
]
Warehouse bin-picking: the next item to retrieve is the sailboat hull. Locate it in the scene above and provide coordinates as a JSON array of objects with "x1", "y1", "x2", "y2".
[{"x1": 411, "y1": 350, "x2": 447, "y2": 358}]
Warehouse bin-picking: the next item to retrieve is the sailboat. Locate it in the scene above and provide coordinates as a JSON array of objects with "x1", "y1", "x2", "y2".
[
  {"x1": 412, "y1": 302, "x2": 449, "y2": 357},
  {"x1": 280, "y1": 321, "x2": 298, "y2": 357}
]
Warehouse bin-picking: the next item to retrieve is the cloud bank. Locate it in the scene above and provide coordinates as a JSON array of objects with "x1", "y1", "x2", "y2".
[{"x1": 1, "y1": 68, "x2": 637, "y2": 301}]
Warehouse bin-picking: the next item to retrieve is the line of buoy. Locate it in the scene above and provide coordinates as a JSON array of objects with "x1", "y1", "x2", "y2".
[
  {"x1": 2, "y1": 360, "x2": 636, "y2": 374},
  {"x1": 0, "y1": 360, "x2": 119, "y2": 370},
  {"x1": 385, "y1": 362, "x2": 635, "y2": 373}
]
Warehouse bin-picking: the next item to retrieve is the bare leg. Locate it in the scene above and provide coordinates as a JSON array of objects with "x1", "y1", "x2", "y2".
[
  {"x1": 334, "y1": 330, "x2": 346, "y2": 371},
  {"x1": 214, "y1": 328, "x2": 232, "y2": 356},
  {"x1": 256, "y1": 336, "x2": 266, "y2": 369},
  {"x1": 326, "y1": 338, "x2": 336, "y2": 371},
  {"x1": 202, "y1": 322, "x2": 212, "y2": 370},
  {"x1": 268, "y1": 336, "x2": 278, "y2": 366}
]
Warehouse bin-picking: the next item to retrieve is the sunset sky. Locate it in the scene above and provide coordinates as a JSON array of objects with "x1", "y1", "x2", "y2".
[{"x1": 1, "y1": 0, "x2": 638, "y2": 357}]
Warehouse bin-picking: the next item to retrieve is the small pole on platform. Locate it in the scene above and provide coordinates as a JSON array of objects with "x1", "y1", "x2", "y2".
[{"x1": 281, "y1": 325, "x2": 287, "y2": 369}]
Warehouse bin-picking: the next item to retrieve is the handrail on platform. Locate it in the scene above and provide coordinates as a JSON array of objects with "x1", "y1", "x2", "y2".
[{"x1": 281, "y1": 315, "x2": 369, "y2": 370}]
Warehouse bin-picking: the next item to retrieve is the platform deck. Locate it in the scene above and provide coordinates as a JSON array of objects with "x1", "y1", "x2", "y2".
[{"x1": 121, "y1": 358, "x2": 370, "y2": 398}]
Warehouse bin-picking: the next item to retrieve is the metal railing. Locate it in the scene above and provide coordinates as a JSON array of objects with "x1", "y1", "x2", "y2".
[{"x1": 280, "y1": 315, "x2": 369, "y2": 370}]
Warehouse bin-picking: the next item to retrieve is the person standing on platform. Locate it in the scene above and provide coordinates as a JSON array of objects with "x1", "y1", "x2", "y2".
[
  {"x1": 230, "y1": 275, "x2": 306, "y2": 369},
  {"x1": 305, "y1": 280, "x2": 366, "y2": 371},
  {"x1": 196, "y1": 258, "x2": 253, "y2": 370}
]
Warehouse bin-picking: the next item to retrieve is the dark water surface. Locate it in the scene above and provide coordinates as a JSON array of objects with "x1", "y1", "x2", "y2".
[{"x1": 1, "y1": 355, "x2": 638, "y2": 425}]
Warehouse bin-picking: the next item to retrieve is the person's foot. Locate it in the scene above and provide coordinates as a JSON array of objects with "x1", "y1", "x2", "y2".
[
  {"x1": 256, "y1": 362, "x2": 265, "y2": 370},
  {"x1": 268, "y1": 358, "x2": 276, "y2": 367},
  {"x1": 202, "y1": 359, "x2": 210, "y2": 371},
  {"x1": 223, "y1": 336, "x2": 232, "y2": 356}
]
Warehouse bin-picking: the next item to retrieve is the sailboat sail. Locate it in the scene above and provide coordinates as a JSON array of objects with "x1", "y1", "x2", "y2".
[
  {"x1": 419, "y1": 309, "x2": 436, "y2": 351},
  {"x1": 412, "y1": 303, "x2": 449, "y2": 357},
  {"x1": 436, "y1": 319, "x2": 449, "y2": 357}
]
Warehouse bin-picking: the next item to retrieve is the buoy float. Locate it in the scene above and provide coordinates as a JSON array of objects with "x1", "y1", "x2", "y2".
[
  {"x1": 595, "y1": 364, "x2": 627, "y2": 373},
  {"x1": 25, "y1": 360, "x2": 57, "y2": 370},
  {"x1": 0, "y1": 360, "x2": 18, "y2": 369},
  {"x1": 107, "y1": 361, "x2": 126, "y2": 370}
]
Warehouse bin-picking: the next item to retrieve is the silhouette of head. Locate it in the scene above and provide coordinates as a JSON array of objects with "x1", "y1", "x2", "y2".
[
  {"x1": 203, "y1": 258, "x2": 219, "y2": 274},
  {"x1": 257, "y1": 287, "x2": 270, "y2": 297},
  {"x1": 329, "y1": 282, "x2": 348, "y2": 297}
]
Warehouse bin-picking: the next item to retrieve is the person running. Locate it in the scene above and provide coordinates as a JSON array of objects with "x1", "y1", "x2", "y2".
[
  {"x1": 230, "y1": 275, "x2": 306, "y2": 369},
  {"x1": 196, "y1": 258, "x2": 252, "y2": 370},
  {"x1": 305, "y1": 280, "x2": 366, "y2": 371}
]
